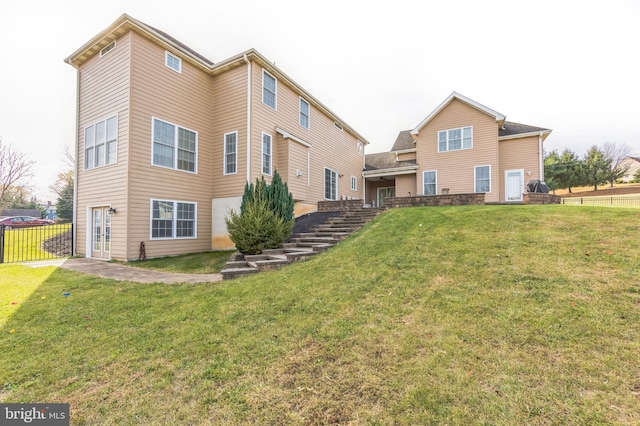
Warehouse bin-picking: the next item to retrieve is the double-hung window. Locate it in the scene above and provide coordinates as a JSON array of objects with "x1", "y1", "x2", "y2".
[
  {"x1": 152, "y1": 118, "x2": 197, "y2": 172},
  {"x1": 262, "y1": 133, "x2": 272, "y2": 175},
  {"x1": 475, "y1": 165, "x2": 491, "y2": 193},
  {"x1": 324, "y1": 168, "x2": 338, "y2": 200},
  {"x1": 151, "y1": 199, "x2": 196, "y2": 239},
  {"x1": 262, "y1": 70, "x2": 276, "y2": 109},
  {"x1": 84, "y1": 115, "x2": 117, "y2": 170},
  {"x1": 423, "y1": 170, "x2": 437, "y2": 195},
  {"x1": 224, "y1": 132, "x2": 237, "y2": 175},
  {"x1": 300, "y1": 98, "x2": 310, "y2": 129},
  {"x1": 438, "y1": 126, "x2": 472, "y2": 152}
]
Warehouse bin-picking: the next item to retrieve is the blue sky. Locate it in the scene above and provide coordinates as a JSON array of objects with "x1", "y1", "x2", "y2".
[{"x1": 1, "y1": 0, "x2": 638, "y2": 200}]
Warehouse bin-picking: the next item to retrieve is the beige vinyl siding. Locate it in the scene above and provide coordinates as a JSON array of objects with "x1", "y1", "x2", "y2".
[
  {"x1": 499, "y1": 136, "x2": 541, "y2": 201},
  {"x1": 415, "y1": 99, "x2": 500, "y2": 202},
  {"x1": 127, "y1": 32, "x2": 214, "y2": 259},
  {"x1": 211, "y1": 64, "x2": 248, "y2": 197},
  {"x1": 75, "y1": 32, "x2": 131, "y2": 259},
  {"x1": 395, "y1": 174, "x2": 417, "y2": 198},
  {"x1": 251, "y1": 64, "x2": 364, "y2": 206},
  {"x1": 284, "y1": 139, "x2": 310, "y2": 201}
]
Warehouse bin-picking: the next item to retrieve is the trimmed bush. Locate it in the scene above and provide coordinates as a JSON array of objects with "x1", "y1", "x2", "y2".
[{"x1": 227, "y1": 170, "x2": 295, "y2": 254}]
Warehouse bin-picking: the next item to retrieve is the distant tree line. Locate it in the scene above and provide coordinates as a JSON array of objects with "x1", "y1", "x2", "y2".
[{"x1": 544, "y1": 142, "x2": 633, "y2": 193}]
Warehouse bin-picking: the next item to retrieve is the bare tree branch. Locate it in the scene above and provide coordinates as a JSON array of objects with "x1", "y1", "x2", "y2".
[{"x1": 0, "y1": 138, "x2": 36, "y2": 212}]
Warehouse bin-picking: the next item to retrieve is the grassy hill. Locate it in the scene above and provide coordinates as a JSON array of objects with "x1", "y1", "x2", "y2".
[{"x1": 1, "y1": 205, "x2": 639, "y2": 424}]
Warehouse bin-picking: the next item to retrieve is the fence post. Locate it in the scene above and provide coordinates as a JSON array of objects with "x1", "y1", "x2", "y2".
[{"x1": 0, "y1": 225, "x2": 4, "y2": 264}]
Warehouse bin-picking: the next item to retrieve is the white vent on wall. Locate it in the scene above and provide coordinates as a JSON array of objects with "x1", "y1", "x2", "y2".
[{"x1": 100, "y1": 41, "x2": 116, "y2": 57}]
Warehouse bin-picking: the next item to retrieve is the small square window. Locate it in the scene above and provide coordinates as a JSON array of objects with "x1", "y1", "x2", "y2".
[{"x1": 165, "y1": 51, "x2": 182, "y2": 73}]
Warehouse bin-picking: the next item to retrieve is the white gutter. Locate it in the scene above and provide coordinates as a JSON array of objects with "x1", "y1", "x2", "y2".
[
  {"x1": 243, "y1": 54, "x2": 251, "y2": 182},
  {"x1": 275, "y1": 127, "x2": 312, "y2": 148}
]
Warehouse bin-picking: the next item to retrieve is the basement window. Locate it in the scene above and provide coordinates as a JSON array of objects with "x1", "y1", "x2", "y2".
[{"x1": 100, "y1": 41, "x2": 116, "y2": 57}]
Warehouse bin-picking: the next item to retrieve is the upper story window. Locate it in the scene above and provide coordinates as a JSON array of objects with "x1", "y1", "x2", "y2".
[
  {"x1": 334, "y1": 122, "x2": 343, "y2": 131},
  {"x1": 262, "y1": 70, "x2": 277, "y2": 109},
  {"x1": 100, "y1": 41, "x2": 116, "y2": 57},
  {"x1": 475, "y1": 165, "x2": 491, "y2": 193},
  {"x1": 224, "y1": 131, "x2": 237, "y2": 175},
  {"x1": 262, "y1": 132, "x2": 272, "y2": 175},
  {"x1": 300, "y1": 98, "x2": 310, "y2": 129},
  {"x1": 165, "y1": 51, "x2": 182, "y2": 73},
  {"x1": 438, "y1": 126, "x2": 472, "y2": 152},
  {"x1": 85, "y1": 115, "x2": 117, "y2": 170},
  {"x1": 152, "y1": 118, "x2": 197, "y2": 173},
  {"x1": 357, "y1": 141, "x2": 364, "y2": 155},
  {"x1": 423, "y1": 170, "x2": 437, "y2": 195}
]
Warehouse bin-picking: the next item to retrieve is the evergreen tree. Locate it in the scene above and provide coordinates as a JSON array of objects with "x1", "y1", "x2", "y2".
[
  {"x1": 583, "y1": 145, "x2": 611, "y2": 191},
  {"x1": 227, "y1": 170, "x2": 295, "y2": 254}
]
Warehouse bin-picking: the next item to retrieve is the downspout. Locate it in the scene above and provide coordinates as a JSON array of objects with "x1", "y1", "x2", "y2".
[
  {"x1": 361, "y1": 143, "x2": 366, "y2": 202},
  {"x1": 243, "y1": 54, "x2": 252, "y2": 183},
  {"x1": 538, "y1": 132, "x2": 544, "y2": 181},
  {"x1": 68, "y1": 62, "x2": 80, "y2": 257}
]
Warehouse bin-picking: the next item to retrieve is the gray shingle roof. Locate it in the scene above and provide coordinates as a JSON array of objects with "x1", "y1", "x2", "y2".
[
  {"x1": 364, "y1": 152, "x2": 416, "y2": 171},
  {"x1": 390, "y1": 130, "x2": 415, "y2": 151},
  {"x1": 500, "y1": 121, "x2": 550, "y2": 137}
]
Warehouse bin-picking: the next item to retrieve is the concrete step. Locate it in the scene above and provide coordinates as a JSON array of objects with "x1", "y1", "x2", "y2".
[{"x1": 221, "y1": 267, "x2": 259, "y2": 280}]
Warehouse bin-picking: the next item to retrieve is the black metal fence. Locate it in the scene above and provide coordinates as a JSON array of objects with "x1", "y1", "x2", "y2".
[
  {"x1": 0, "y1": 224, "x2": 73, "y2": 264},
  {"x1": 560, "y1": 196, "x2": 640, "y2": 207}
]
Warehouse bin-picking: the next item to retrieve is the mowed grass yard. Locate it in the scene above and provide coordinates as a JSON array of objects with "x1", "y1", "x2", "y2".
[{"x1": 1, "y1": 205, "x2": 639, "y2": 425}]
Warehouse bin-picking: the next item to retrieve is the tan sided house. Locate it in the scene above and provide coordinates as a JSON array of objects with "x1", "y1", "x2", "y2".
[
  {"x1": 65, "y1": 14, "x2": 369, "y2": 261},
  {"x1": 364, "y1": 92, "x2": 552, "y2": 205}
]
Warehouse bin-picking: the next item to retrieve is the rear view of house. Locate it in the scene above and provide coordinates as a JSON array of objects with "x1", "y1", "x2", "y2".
[
  {"x1": 364, "y1": 92, "x2": 552, "y2": 205},
  {"x1": 65, "y1": 14, "x2": 368, "y2": 261}
]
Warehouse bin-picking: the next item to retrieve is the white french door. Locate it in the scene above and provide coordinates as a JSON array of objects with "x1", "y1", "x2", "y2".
[{"x1": 90, "y1": 207, "x2": 112, "y2": 259}]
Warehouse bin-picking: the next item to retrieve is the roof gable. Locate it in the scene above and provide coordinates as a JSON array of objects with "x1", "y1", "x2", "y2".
[
  {"x1": 64, "y1": 14, "x2": 370, "y2": 146},
  {"x1": 411, "y1": 92, "x2": 506, "y2": 135},
  {"x1": 390, "y1": 130, "x2": 415, "y2": 151}
]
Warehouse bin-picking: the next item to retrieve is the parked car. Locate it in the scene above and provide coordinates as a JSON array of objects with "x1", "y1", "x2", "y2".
[{"x1": 0, "y1": 216, "x2": 55, "y2": 229}]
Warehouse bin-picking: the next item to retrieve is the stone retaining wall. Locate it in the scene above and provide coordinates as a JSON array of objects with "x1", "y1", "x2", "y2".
[
  {"x1": 522, "y1": 193, "x2": 561, "y2": 204},
  {"x1": 318, "y1": 199, "x2": 364, "y2": 212},
  {"x1": 383, "y1": 193, "x2": 485, "y2": 208}
]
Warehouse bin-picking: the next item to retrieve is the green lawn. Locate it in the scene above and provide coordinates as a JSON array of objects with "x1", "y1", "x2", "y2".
[{"x1": 1, "y1": 205, "x2": 639, "y2": 424}]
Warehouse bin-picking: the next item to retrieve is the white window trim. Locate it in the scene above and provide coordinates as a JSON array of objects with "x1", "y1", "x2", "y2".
[
  {"x1": 223, "y1": 131, "x2": 238, "y2": 175},
  {"x1": 262, "y1": 132, "x2": 272, "y2": 176},
  {"x1": 165, "y1": 51, "x2": 182, "y2": 73},
  {"x1": 299, "y1": 97, "x2": 310, "y2": 129},
  {"x1": 84, "y1": 113, "x2": 118, "y2": 170},
  {"x1": 351, "y1": 176, "x2": 357, "y2": 191},
  {"x1": 100, "y1": 41, "x2": 116, "y2": 57},
  {"x1": 151, "y1": 117, "x2": 198, "y2": 174},
  {"x1": 357, "y1": 141, "x2": 364, "y2": 155},
  {"x1": 262, "y1": 69, "x2": 277, "y2": 110},
  {"x1": 438, "y1": 126, "x2": 473, "y2": 152},
  {"x1": 324, "y1": 167, "x2": 338, "y2": 200},
  {"x1": 149, "y1": 199, "x2": 197, "y2": 240},
  {"x1": 423, "y1": 170, "x2": 437, "y2": 196},
  {"x1": 474, "y1": 165, "x2": 492, "y2": 193}
]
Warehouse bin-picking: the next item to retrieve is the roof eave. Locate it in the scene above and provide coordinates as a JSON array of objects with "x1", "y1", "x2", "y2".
[
  {"x1": 499, "y1": 129, "x2": 552, "y2": 141},
  {"x1": 411, "y1": 91, "x2": 507, "y2": 135},
  {"x1": 64, "y1": 14, "x2": 214, "y2": 72}
]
